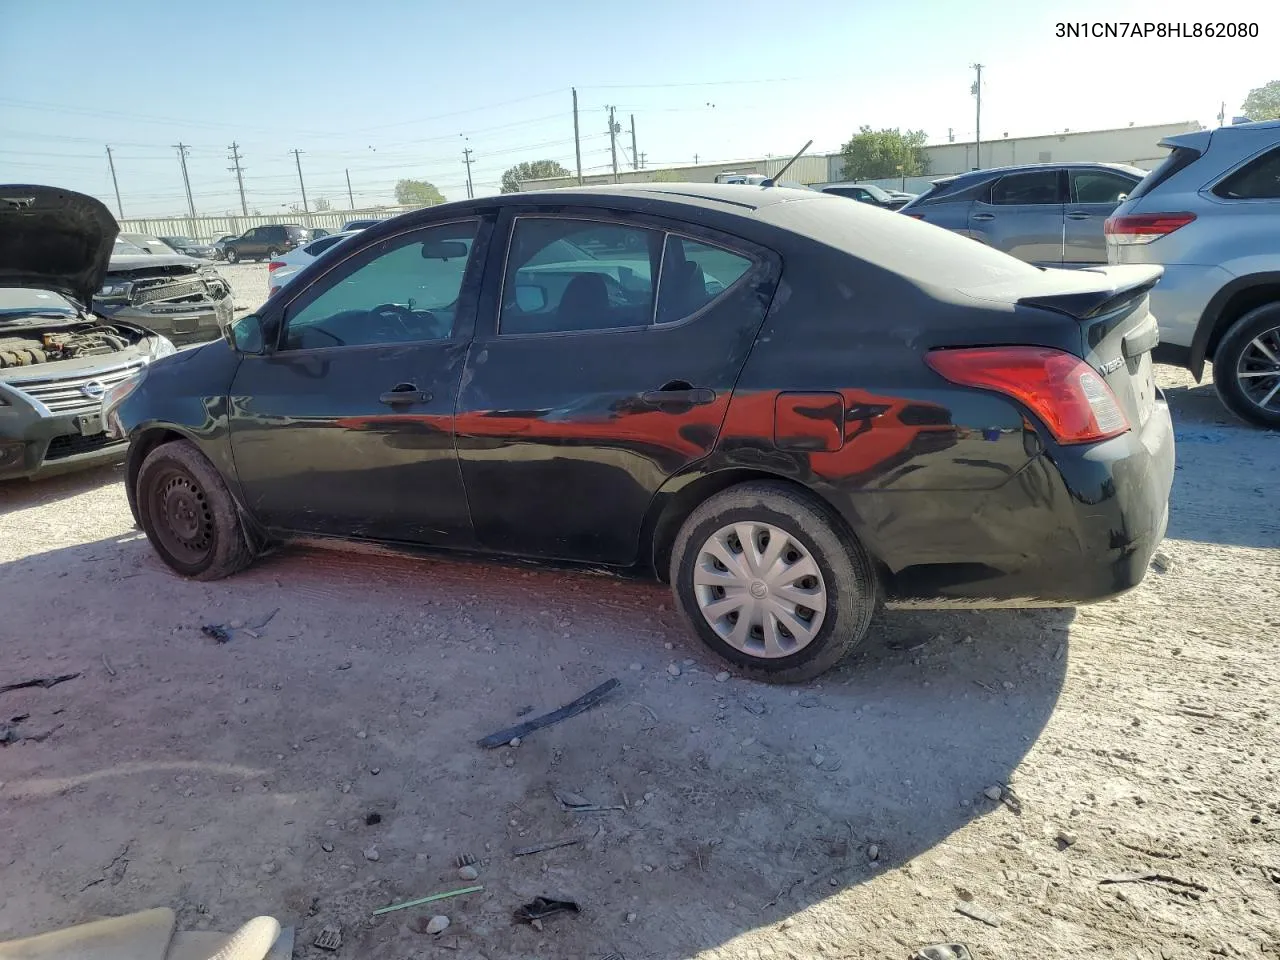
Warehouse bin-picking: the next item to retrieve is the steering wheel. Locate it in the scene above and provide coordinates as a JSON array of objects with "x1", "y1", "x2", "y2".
[{"x1": 369, "y1": 302, "x2": 417, "y2": 339}]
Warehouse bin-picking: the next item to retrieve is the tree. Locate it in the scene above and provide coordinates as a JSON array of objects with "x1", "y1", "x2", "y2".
[
  {"x1": 500, "y1": 160, "x2": 570, "y2": 194},
  {"x1": 839, "y1": 127, "x2": 930, "y2": 181},
  {"x1": 313, "y1": 196, "x2": 332, "y2": 212},
  {"x1": 395, "y1": 179, "x2": 446, "y2": 206},
  {"x1": 1242, "y1": 80, "x2": 1280, "y2": 120}
]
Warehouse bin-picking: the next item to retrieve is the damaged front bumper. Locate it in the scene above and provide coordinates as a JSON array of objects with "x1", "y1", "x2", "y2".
[{"x1": 96, "y1": 275, "x2": 234, "y2": 347}]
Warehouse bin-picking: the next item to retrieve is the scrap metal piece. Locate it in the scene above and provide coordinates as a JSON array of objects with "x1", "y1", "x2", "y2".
[
  {"x1": 477, "y1": 679, "x2": 620, "y2": 749},
  {"x1": 313, "y1": 926, "x2": 341, "y2": 951},
  {"x1": 514, "y1": 897, "x2": 579, "y2": 924}
]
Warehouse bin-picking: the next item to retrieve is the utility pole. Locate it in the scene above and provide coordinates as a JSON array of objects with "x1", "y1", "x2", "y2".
[
  {"x1": 640, "y1": 151, "x2": 647, "y2": 169},
  {"x1": 572, "y1": 87, "x2": 583, "y2": 185},
  {"x1": 462, "y1": 146, "x2": 474, "y2": 199},
  {"x1": 947, "y1": 127, "x2": 954, "y2": 143},
  {"x1": 629, "y1": 114, "x2": 639, "y2": 171},
  {"x1": 971, "y1": 63, "x2": 983, "y2": 170},
  {"x1": 227, "y1": 142, "x2": 248, "y2": 216},
  {"x1": 105, "y1": 146, "x2": 124, "y2": 218},
  {"x1": 345, "y1": 168, "x2": 355, "y2": 209},
  {"x1": 173, "y1": 142, "x2": 197, "y2": 227},
  {"x1": 1218, "y1": 101, "x2": 1226, "y2": 126},
  {"x1": 607, "y1": 106, "x2": 620, "y2": 183},
  {"x1": 290, "y1": 149, "x2": 309, "y2": 213}
]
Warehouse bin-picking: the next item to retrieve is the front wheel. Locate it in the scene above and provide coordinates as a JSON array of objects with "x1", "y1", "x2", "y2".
[
  {"x1": 1212, "y1": 302, "x2": 1280, "y2": 429},
  {"x1": 224, "y1": 247, "x2": 240, "y2": 264},
  {"x1": 670, "y1": 481, "x2": 879, "y2": 683},
  {"x1": 136, "y1": 439, "x2": 254, "y2": 580}
]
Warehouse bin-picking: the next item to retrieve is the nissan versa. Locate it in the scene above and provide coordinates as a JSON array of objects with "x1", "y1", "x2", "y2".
[
  {"x1": 1, "y1": 187, "x2": 176, "y2": 480},
  {"x1": 107, "y1": 184, "x2": 1175, "y2": 682}
]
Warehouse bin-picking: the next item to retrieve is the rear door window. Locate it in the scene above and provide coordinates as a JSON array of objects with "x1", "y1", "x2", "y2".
[
  {"x1": 1070, "y1": 170, "x2": 1138, "y2": 204},
  {"x1": 1213, "y1": 147, "x2": 1280, "y2": 199},
  {"x1": 990, "y1": 170, "x2": 1064, "y2": 204},
  {"x1": 499, "y1": 218, "x2": 660, "y2": 335}
]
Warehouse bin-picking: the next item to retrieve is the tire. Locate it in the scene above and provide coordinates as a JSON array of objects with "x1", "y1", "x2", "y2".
[
  {"x1": 136, "y1": 439, "x2": 254, "y2": 580},
  {"x1": 1212, "y1": 301, "x2": 1280, "y2": 430},
  {"x1": 669, "y1": 481, "x2": 879, "y2": 683},
  {"x1": 266, "y1": 247, "x2": 282, "y2": 260},
  {"x1": 224, "y1": 247, "x2": 239, "y2": 264}
]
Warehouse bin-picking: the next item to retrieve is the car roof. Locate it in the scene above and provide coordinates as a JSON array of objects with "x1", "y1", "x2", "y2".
[
  {"x1": 930, "y1": 161, "x2": 1145, "y2": 187},
  {"x1": 508, "y1": 182, "x2": 818, "y2": 213}
]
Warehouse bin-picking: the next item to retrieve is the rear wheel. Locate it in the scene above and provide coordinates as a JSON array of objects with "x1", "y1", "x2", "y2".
[
  {"x1": 670, "y1": 481, "x2": 879, "y2": 683},
  {"x1": 1212, "y1": 302, "x2": 1280, "y2": 430},
  {"x1": 266, "y1": 247, "x2": 282, "y2": 260},
  {"x1": 224, "y1": 247, "x2": 239, "y2": 264},
  {"x1": 136, "y1": 439, "x2": 254, "y2": 580}
]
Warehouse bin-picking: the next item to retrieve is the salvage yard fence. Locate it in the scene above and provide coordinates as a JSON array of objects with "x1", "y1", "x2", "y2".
[{"x1": 117, "y1": 202, "x2": 442, "y2": 244}]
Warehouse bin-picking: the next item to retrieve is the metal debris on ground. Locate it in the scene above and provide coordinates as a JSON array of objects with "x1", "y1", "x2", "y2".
[
  {"x1": 455, "y1": 852, "x2": 477, "y2": 868},
  {"x1": 477, "y1": 678, "x2": 620, "y2": 748},
  {"x1": 200, "y1": 624, "x2": 232, "y2": 644},
  {"x1": 371, "y1": 885, "x2": 483, "y2": 917},
  {"x1": 954, "y1": 903, "x2": 1003, "y2": 927},
  {"x1": 0, "y1": 672, "x2": 81, "y2": 696},
  {"x1": 513, "y1": 897, "x2": 580, "y2": 924},
  {"x1": 101, "y1": 654, "x2": 117, "y2": 677},
  {"x1": 512, "y1": 837, "x2": 580, "y2": 857},
  {"x1": 910, "y1": 946, "x2": 974, "y2": 960},
  {"x1": 553, "y1": 786, "x2": 624, "y2": 813},
  {"x1": 248, "y1": 608, "x2": 281, "y2": 630},
  {"x1": 598, "y1": 953, "x2": 625, "y2": 960},
  {"x1": 313, "y1": 926, "x2": 342, "y2": 951},
  {"x1": 1098, "y1": 872, "x2": 1208, "y2": 893}
]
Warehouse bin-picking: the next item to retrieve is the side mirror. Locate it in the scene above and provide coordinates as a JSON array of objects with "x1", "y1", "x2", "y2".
[
  {"x1": 514, "y1": 283, "x2": 548, "y2": 312},
  {"x1": 226, "y1": 314, "x2": 265, "y2": 354}
]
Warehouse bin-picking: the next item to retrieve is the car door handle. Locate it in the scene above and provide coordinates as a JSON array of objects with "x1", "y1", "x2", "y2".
[
  {"x1": 379, "y1": 383, "x2": 432, "y2": 406},
  {"x1": 1066, "y1": 212, "x2": 1092, "y2": 220},
  {"x1": 971, "y1": 213, "x2": 995, "y2": 222},
  {"x1": 641, "y1": 387, "x2": 716, "y2": 406}
]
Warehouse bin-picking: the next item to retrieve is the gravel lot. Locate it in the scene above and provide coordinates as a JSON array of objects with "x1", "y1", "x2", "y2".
[{"x1": 1, "y1": 281, "x2": 1278, "y2": 959}]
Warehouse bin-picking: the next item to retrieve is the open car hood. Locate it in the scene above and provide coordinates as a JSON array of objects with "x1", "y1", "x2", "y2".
[{"x1": 0, "y1": 185, "x2": 119, "y2": 306}]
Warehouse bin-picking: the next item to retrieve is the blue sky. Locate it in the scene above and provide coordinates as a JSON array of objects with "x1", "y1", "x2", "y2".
[{"x1": 1, "y1": 0, "x2": 1274, "y2": 217}]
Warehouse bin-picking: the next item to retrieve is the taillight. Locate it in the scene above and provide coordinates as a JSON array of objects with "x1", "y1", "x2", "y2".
[
  {"x1": 1103, "y1": 212, "x2": 1195, "y2": 245},
  {"x1": 926, "y1": 346, "x2": 1129, "y2": 445},
  {"x1": 267, "y1": 261, "x2": 285, "y2": 272},
  {"x1": 904, "y1": 213, "x2": 925, "y2": 219}
]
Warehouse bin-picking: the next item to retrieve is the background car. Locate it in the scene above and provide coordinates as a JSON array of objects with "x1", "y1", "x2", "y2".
[
  {"x1": 111, "y1": 184, "x2": 1172, "y2": 683},
  {"x1": 1106, "y1": 119, "x2": 1280, "y2": 428},
  {"x1": 0, "y1": 187, "x2": 176, "y2": 481},
  {"x1": 222, "y1": 224, "x2": 311, "y2": 263},
  {"x1": 211, "y1": 235, "x2": 237, "y2": 260},
  {"x1": 899, "y1": 162, "x2": 1144, "y2": 266},
  {"x1": 819, "y1": 182, "x2": 915, "y2": 210},
  {"x1": 158, "y1": 235, "x2": 217, "y2": 259},
  {"x1": 267, "y1": 230, "x2": 360, "y2": 296},
  {"x1": 118, "y1": 232, "x2": 179, "y2": 256},
  {"x1": 98, "y1": 237, "x2": 234, "y2": 345}
]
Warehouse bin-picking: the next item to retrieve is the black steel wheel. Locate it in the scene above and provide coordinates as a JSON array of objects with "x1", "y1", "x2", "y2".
[{"x1": 136, "y1": 439, "x2": 253, "y2": 579}]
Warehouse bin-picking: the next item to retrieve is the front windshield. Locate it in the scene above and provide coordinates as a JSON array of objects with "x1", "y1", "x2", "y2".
[
  {"x1": 861, "y1": 183, "x2": 892, "y2": 201},
  {"x1": 113, "y1": 238, "x2": 147, "y2": 255},
  {"x1": 163, "y1": 236, "x2": 196, "y2": 246},
  {"x1": 0, "y1": 287, "x2": 78, "y2": 318}
]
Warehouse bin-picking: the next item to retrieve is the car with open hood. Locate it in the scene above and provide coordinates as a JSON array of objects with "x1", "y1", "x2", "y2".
[
  {"x1": 0, "y1": 185, "x2": 177, "y2": 480},
  {"x1": 96, "y1": 236, "x2": 233, "y2": 346}
]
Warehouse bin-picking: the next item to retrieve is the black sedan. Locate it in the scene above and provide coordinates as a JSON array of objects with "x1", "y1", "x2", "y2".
[{"x1": 106, "y1": 184, "x2": 1174, "y2": 682}]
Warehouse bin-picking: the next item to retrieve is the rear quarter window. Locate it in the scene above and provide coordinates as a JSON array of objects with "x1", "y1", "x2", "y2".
[{"x1": 1213, "y1": 147, "x2": 1280, "y2": 199}]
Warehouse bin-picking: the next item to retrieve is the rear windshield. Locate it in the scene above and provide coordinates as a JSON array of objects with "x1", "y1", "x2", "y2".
[
  {"x1": 1126, "y1": 146, "x2": 1202, "y2": 200},
  {"x1": 760, "y1": 195, "x2": 1040, "y2": 291}
]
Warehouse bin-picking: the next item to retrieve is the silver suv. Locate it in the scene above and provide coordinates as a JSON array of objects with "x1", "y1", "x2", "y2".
[{"x1": 1106, "y1": 120, "x2": 1280, "y2": 428}]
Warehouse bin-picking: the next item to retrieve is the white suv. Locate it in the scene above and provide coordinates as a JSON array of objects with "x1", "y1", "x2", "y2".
[{"x1": 1106, "y1": 119, "x2": 1280, "y2": 428}]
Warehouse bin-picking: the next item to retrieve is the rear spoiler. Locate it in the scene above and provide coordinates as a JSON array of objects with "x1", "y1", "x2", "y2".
[{"x1": 1016, "y1": 265, "x2": 1164, "y2": 321}]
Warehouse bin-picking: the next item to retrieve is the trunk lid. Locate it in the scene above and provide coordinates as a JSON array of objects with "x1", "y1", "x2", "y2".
[
  {"x1": 0, "y1": 185, "x2": 119, "y2": 306},
  {"x1": 966, "y1": 264, "x2": 1164, "y2": 431}
]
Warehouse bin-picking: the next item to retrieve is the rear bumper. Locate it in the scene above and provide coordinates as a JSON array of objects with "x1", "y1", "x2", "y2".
[{"x1": 879, "y1": 398, "x2": 1175, "y2": 606}]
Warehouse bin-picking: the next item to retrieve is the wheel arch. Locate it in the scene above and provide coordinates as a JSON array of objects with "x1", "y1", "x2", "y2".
[
  {"x1": 642, "y1": 466, "x2": 880, "y2": 584},
  {"x1": 1189, "y1": 272, "x2": 1280, "y2": 381}
]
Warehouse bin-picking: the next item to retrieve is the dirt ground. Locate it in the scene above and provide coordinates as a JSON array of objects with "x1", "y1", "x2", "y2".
[{"x1": 1, "y1": 284, "x2": 1278, "y2": 959}]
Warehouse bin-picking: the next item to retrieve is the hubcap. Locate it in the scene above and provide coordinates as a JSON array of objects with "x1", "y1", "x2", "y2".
[
  {"x1": 692, "y1": 521, "x2": 827, "y2": 659},
  {"x1": 1236, "y1": 325, "x2": 1280, "y2": 413}
]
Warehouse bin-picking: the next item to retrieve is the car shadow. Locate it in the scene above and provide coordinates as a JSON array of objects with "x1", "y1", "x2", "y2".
[
  {"x1": 0, "y1": 528, "x2": 1070, "y2": 959},
  {"x1": 1161, "y1": 373, "x2": 1280, "y2": 550},
  {"x1": 0, "y1": 462, "x2": 124, "y2": 518}
]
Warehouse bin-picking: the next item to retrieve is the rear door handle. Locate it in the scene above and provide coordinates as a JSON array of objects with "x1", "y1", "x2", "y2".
[
  {"x1": 379, "y1": 383, "x2": 432, "y2": 406},
  {"x1": 971, "y1": 213, "x2": 995, "y2": 222},
  {"x1": 1066, "y1": 212, "x2": 1092, "y2": 220},
  {"x1": 641, "y1": 387, "x2": 716, "y2": 406}
]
